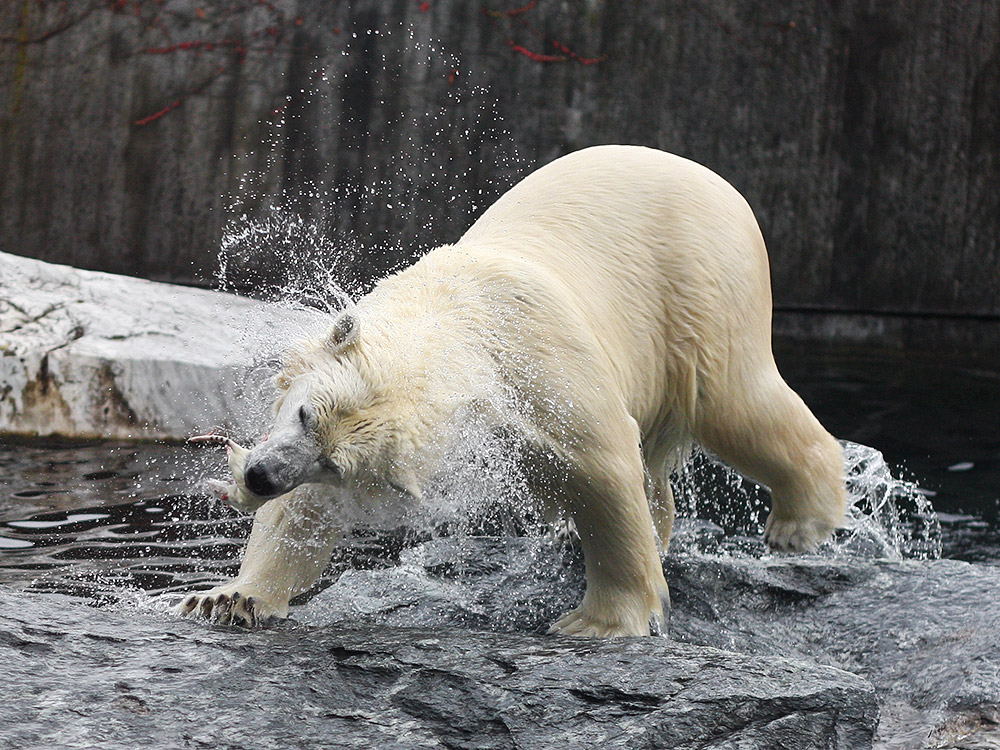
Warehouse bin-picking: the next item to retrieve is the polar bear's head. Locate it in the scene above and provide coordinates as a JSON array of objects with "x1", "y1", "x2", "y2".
[{"x1": 233, "y1": 310, "x2": 422, "y2": 507}]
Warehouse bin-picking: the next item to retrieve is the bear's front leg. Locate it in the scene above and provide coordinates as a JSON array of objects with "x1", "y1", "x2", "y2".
[
  {"x1": 548, "y1": 435, "x2": 669, "y2": 638},
  {"x1": 174, "y1": 487, "x2": 340, "y2": 627}
]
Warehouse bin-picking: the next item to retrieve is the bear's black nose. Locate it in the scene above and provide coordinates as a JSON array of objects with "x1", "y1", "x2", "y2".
[{"x1": 244, "y1": 462, "x2": 276, "y2": 497}]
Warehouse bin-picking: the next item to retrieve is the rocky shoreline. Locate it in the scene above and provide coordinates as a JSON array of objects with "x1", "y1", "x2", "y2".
[{"x1": 0, "y1": 589, "x2": 879, "y2": 750}]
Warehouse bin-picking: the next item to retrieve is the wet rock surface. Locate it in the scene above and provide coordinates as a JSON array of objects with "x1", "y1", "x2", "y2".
[
  {"x1": 0, "y1": 588, "x2": 878, "y2": 750},
  {"x1": 2, "y1": 484, "x2": 999, "y2": 748},
  {"x1": 0, "y1": 251, "x2": 322, "y2": 441},
  {"x1": 299, "y1": 537, "x2": 1000, "y2": 749},
  {"x1": 663, "y1": 556, "x2": 1000, "y2": 749}
]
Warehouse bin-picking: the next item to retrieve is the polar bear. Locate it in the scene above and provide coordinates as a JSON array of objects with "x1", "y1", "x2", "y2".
[{"x1": 176, "y1": 145, "x2": 846, "y2": 637}]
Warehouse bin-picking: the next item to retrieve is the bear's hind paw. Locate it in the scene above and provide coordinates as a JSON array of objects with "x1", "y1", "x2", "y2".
[
  {"x1": 764, "y1": 514, "x2": 836, "y2": 553},
  {"x1": 174, "y1": 586, "x2": 285, "y2": 628}
]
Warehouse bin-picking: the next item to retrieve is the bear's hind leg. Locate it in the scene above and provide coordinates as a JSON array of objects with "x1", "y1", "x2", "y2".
[
  {"x1": 174, "y1": 487, "x2": 340, "y2": 626},
  {"x1": 695, "y1": 375, "x2": 846, "y2": 552}
]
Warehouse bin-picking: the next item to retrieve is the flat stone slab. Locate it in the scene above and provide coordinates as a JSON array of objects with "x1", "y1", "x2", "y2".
[
  {"x1": 0, "y1": 251, "x2": 323, "y2": 440},
  {"x1": 297, "y1": 536, "x2": 1000, "y2": 749},
  {"x1": 664, "y1": 555, "x2": 1000, "y2": 749},
  {"x1": 0, "y1": 589, "x2": 878, "y2": 750}
]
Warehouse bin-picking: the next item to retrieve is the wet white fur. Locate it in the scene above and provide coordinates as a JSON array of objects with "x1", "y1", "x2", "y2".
[{"x1": 176, "y1": 145, "x2": 846, "y2": 636}]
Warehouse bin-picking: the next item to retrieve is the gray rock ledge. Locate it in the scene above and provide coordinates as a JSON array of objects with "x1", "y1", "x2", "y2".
[
  {"x1": 0, "y1": 589, "x2": 877, "y2": 750},
  {"x1": 0, "y1": 251, "x2": 323, "y2": 440}
]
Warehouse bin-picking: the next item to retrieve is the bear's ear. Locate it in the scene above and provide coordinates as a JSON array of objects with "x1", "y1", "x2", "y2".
[{"x1": 324, "y1": 310, "x2": 360, "y2": 354}]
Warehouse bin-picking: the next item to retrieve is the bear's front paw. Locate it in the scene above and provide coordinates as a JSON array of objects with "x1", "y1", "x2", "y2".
[
  {"x1": 548, "y1": 607, "x2": 644, "y2": 638},
  {"x1": 548, "y1": 590, "x2": 663, "y2": 638},
  {"x1": 764, "y1": 514, "x2": 835, "y2": 553},
  {"x1": 173, "y1": 583, "x2": 287, "y2": 627}
]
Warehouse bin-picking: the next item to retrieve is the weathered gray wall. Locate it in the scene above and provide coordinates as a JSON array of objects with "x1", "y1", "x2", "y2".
[{"x1": 2, "y1": 0, "x2": 998, "y2": 320}]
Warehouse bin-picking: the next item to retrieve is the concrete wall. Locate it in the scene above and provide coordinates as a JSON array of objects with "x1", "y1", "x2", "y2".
[{"x1": 2, "y1": 1, "x2": 998, "y2": 348}]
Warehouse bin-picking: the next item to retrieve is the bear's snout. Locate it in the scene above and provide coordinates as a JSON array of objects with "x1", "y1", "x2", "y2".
[
  {"x1": 238, "y1": 428, "x2": 326, "y2": 499},
  {"x1": 244, "y1": 462, "x2": 277, "y2": 497}
]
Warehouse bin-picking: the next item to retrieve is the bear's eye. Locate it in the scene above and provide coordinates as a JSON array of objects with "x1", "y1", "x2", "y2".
[{"x1": 298, "y1": 404, "x2": 312, "y2": 429}]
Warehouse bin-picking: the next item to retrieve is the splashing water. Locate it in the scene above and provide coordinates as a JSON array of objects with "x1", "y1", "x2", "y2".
[
  {"x1": 670, "y1": 440, "x2": 941, "y2": 561},
  {"x1": 837, "y1": 440, "x2": 941, "y2": 560},
  {"x1": 203, "y1": 20, "x2": 531, "y2": 460},
  {"x1": 218, "y1": 206, "x2": 358, "y2": 313},
  {"x1": 216, "y1": 21, "x2": 526, "y2": 309},
  {"x1": 423, "y1": 414, "x2": 545, "y2": 539}
]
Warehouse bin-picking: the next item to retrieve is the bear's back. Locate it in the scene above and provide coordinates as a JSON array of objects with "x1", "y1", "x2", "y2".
[
  {"x1": 357, "y1": 146, "x2": 784, "y2": 454},
  {"x1": 455, "y1": 145, "x2": 774, "y2": 369},
  {"x1": 457, "y1": 146, "x2": 770, "y2": 318}
]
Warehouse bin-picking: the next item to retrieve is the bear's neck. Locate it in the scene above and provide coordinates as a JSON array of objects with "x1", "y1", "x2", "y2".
[{"x1": 352, "y1": 255, "x2": 503, "y2": 444}]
